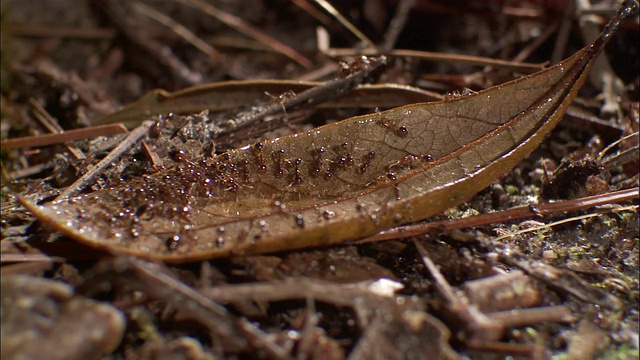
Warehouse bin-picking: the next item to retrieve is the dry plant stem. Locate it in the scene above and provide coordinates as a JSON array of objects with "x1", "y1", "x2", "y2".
[
  {"x1": 297, "y1": 299, "x2": 320, "y2": 359},
  {"x1": 381, "y1": 0, "x2": 416, "y2": 52},
  {"x1": 129, "y1": 1, "x2": 225, "y2": 64},
  {"x1": 54, "y1": 121, "x2": 152, "y2": 202},
  {"x1": 324, "y1": 48, "x2": 544, "y2": 72},
  {"x1": 291, "y1": 0, "x2": 334, "y2": 26},
  {"x1": 0, "y1": 253, "x2": 61, "y2": 263},
  {"x1": 493, "y1": 205, "x2": 637, "y2": 241},
  {"x1": 564, "y1": 107, "x2": 626, "y2": 136},
  {"x1": 413, "y1": 240, "x2": 503, "y2": 344},
  {"x1": 486, "y1": 305, "x2": 575, "y2": 328},
  {"x1": 6, "y1": 161, "x2": 55, "y2": 180},
  {"x1": 176, "y1": 0, "x2": 313, "y2": 69},
  {"x1": 102, "y1": 0, "x2": 202, "y2": 85},
  {"x1": 577, "y1": 0, "x2": 626, "y2": 115},
  {"x1": 1, "y1": 23, "x2": 117, "y2": 39},
  {"x1": 0, "y1": 261, "x2": 57, "y2": 276},
  {"x1": 312, "y1": 0, "x2": 376, "y2": 49},
  {"x1": 96, "y1": 257, "x2": 289, "y2": 359},
  {"x1": 496, "y1": 253, "x2": 622, "y2": 310},
  {"x1": 598, "y1": 131, "x2": 639, "y2": 160},
  {"x1": 214, "y1": 56, "x2": 387, "y2": 137},
  {"x1": 202, "y1": 278, "x2": 392, "y2": 308},
  {"x1": 512, "y1": 21, "x2": 560, "y2": 63},
  {"x1": 1, "y1": 124, "x2": 128, "y2": 150},
  {"x1": 360, "y1": 187, "x2": 639, "y2": 243},
  {"x1": 600, "y1": 146, "x2": 639, "y2": 172},
  {"x1": 29, "y1": 98, "x2": 86, "y2": 160},
  {"x1": 552, "y1": 0, "x2": 576, "y2": 65}
]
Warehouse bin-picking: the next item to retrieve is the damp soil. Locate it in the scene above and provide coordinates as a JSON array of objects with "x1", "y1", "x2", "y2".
[{"x1": 1, "y1": 1, "x2": 639, "y2": 359}]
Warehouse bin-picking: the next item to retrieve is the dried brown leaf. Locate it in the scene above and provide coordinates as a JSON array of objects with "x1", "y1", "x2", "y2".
[{"x1": 19, "y1": 2, "x2": 639, "y2": 262}]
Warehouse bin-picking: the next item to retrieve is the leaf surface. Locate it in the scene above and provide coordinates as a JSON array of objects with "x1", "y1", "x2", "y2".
[
  {"x1": 96, "y1": 81, "x2": 441, "y2": 127},
  {"x1": 20, "y1": 2, "x2": 637, "y2": 262}
]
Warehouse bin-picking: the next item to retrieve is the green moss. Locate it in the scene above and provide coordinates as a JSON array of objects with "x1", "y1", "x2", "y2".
[{"x1": 597, "y1": 344, "x2": 640, "y2": 360}]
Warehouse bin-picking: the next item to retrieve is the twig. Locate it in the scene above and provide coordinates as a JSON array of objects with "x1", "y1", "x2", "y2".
[
  {"x1": 130, "y1": 1, "x2": 225, "y2": 64},
  {"x1": 486, "y1": 305, "x2": 575, "y2": 328},
  {"x1": 312, "y1": 0, "x2": 376, "y2": 49},
  {"x1": 358, "y1": 187, "x2": 639, "y2": 243},
  {"x1": 494, "y1": 205, "x2": 638, "y2": 241},
  {"x1": 1, "y1": 123, "x2": 128, "y2": 150},
  {"x1": 414, "y1": 240, "x2": 503, "y2": 345},
  {"x1": 1, "y1": 23, "x2": 117, "y2": 39},
  {"x1": 511, "y1": 21, "x2": 560, "y2": 63},
  {"x1": 213, "y1": 56, "x2": 387, "y2": 137},
  {"x1": 54, "y1": 121, "x2": 152, "y2": 202},
  {"x1": 29, "y1": 98, "x2": 86, "y2": 160},
  {"x1": 102, "y1": 0, "x2": 202, "y2": 85},
  {"x1": 5, "y1": 161, "x2": 55, "y2": 180},
  {"x1": 551, "y1": 0, "x2": 575, "y2": 65},
  {"x1": 176, "y1": 0, "x2": 313, "y2": 69},
  {"x1": 82, "y1": 257, "x2": 290, "y2": 359},
  {"x1": 324, "y1": 48, "x2": 544, "y2": 72},
  {"x1": 380, "y1": 0, "x2": 415, "y2": 52},
  {"x1": 201, "y1": 278, "x2": 402, "y2": 309}
]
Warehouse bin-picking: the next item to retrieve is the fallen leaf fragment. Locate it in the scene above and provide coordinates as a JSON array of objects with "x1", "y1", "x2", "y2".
[{"x1": 19, "y1": 1, "x2": 639, "y2": 262}]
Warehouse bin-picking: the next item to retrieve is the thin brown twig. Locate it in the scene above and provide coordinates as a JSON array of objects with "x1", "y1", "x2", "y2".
[
  {"x1": 414, "y1": 240, "x2": 504, "y2": 345},
  {"x1": 29, "y1": 98, "x2": 86, "y2": 160},
  {"x1": 486, "y1": 305, "x2": 575, "y2": 328},
  {"x1": 129, "y1": 1, "x2": 225, "y2": 64},
  {"x1": 324, "y1": 48, "x2": 545, "y2": 72},
  {"x1": 291, "y1": 0, "x2": 334, "y2": 28},
  {"x1": 312, "y1": 0, "x2": 376, "y2": 49},
  {"x1": 380, "y1": 0, "x2": 415, "y2": 52},
  {"x1": 358, "y1": 187, "x2": 639, "y2": 243},
  {"x1": 102, "y1": 0, "x2": 202, "y2": 85},
  {"x1": 1, "y1": 23, "x2": 117, "y2": 39},
  {"x1": 54, "y1": 121, "x2": 152, "y2": 201},
  {"x1": 1, "y1": 123, "x2": 128, "y2": 150},
  {"x1": 176, "y1": 0, "x2": 313, "y2": 69},
  {"x1": 511, "y1": 21, "x2": 560, "y2": 63},
  {"x1": 212, "y1": 56, "x2": 387, "y2": 138}
]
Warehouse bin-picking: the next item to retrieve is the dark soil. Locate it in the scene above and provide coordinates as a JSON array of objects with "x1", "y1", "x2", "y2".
[{"x1": 1, "y1": 1, "x2": 638, "y2": 359}]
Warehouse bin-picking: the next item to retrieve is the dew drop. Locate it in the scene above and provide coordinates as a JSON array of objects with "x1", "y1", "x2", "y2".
[
  {"x1": 259, "y1": 220, "x2": 269, "y2": 231},
  {"x1": 215, "y1": 237, "x2": 225, "y2": 248},
  {"x1": 166, "y1": 234, "x2": 181, "y2": 251},
  {"x1": 322, "y1": 210, "x2": 336, "y2": 220}
]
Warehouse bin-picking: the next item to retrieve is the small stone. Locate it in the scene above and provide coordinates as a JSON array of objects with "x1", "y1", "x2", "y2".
[{"x1": 1, "y1": 275, "x2": 125, "y2": 360}]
